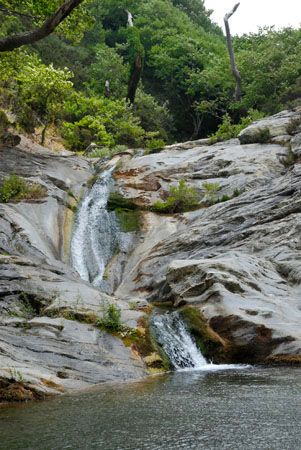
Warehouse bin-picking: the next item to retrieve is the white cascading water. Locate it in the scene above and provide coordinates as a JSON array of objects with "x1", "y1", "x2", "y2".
[
  {"x1": 70, "y1": 166, "x2": 132, "y2": 293},
  {"x1": 151, "y1": 311, "x2": 245, "y2": 371}
]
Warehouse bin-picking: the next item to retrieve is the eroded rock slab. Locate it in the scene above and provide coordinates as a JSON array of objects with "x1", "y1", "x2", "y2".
[
  {"x1": 114, "y1": 112, "x2": 301, "y2": 363},
  {"x1": 0, "y1": 139, "x2": 147, "y2": 400}
]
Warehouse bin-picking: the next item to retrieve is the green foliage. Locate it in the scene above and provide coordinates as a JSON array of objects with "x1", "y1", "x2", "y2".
[
  {"x1": 86, "y1": 147, "x2": 112, "y2": 158},
  {"x1": 0, "y1": 173, "x2": 46, "y2": 202},
  {"x1": 202, "y1": 182, "x2": 219, "y2": 203},
  {"x1": 96, "y1": 302, "x2": 123, "y2": 331},
  {"x1": 146, "y1": 138, "x2": 165, "y2": 150},
  {"x1": 62, "y1": 93, "x2": 144, "y2": 150},
  {"x1": 0, "y1": 109, "x2": 9, "y2": 136},
  {"x1": 8, "y1": 367, "x2": 24, "y2": 383},
  {"x1": 1, "y1": 2, "x2": 301, "y2": 146},
  {"x1": 286, "y1": 118, "x2": 301, "y2": 135},
  {"x1": 133, "y1": 89, "x2": 174, "y2": 141},
  {"x1": 0, "y1": 173, "x2": 28, "y2": 202},
  {"x1": 107, "y1": 192, "x2": 136, "y2": 211},
  {"x1": 87, "y1": 44, "x2": 128, "y2": 98},
  {"x1": 152, "y1": 178, "x2": 200, "y2": 213},
  {"x1": 115, "y1": 209, "x2": 141, "y2": 232},
  {"x1": 209, "y1": 110, "x2": 265, "y2": 143},
  {"x1": 0, "y1": 0, "x2": 94, "y2": 44},
  {"x1": 0, "y1": 51, "x2": 73, "y2": 139}
]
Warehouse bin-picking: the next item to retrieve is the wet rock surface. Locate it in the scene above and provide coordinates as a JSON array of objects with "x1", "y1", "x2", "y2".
[
  {"x1": 115, "y1": 111, "x2": 301, "y2": 363},
  {"x1": 0, "y1": 138, "x2": 145, "y2": 400}
]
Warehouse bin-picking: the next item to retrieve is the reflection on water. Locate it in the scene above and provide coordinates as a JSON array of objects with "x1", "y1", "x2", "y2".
[{"x1": 1, "y1": 367, "x2": 301, "y2": 450}]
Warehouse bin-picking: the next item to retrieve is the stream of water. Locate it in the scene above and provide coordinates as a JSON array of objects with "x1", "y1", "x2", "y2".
[
  {"x1": 55, "y1": 165, "x2": 301, "y2": 450},
  {"x1": 70, "y1": 166, "x2": 133, "y2": 293},
  {"x1": 1, "y1": 367, "x2": 301, "y2": 449}
]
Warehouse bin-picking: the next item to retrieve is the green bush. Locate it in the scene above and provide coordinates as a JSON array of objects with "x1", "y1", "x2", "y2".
[
  {"x1": 96, "y1": 303, "x2": 123, "y2": 331},
  {"x1": 0, "y1": 110, "x2": 9, "y2": 137},
  {"x1": 0, "y1": 173, "x2": 46, "y2": 203},
  {"x1": 146, "y1": 138, "x2": 166, "y2": 150},
  {"x1": 152, "y1": 179, "x2": 200, "y2": 213},
  {"x1": 115, "y1": 209, "x2": 141, "y2": 232},
  {"x1": 202, "y1": 182, "x2": 220, "y2": 203},
  {"x1": 209, "y1": 110, "x2": 265, "y2": 143},
  {"x1": 86, "y1": 147, "x2": 112, "y2": 159},
  {"x1": 0, "y1": 173, "x2": 28, "y2": 202},
  {"x1": 62, "y1": 93, "x2": 145, "y2": 151}
]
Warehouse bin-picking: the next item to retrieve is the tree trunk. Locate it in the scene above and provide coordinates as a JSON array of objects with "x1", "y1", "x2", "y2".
[
  {"x1": 0, "y1": 0, "x2": 85, "y2": 52},
  {"x1": 124, "y1": 9, "x2": 143, "y2": 105},
  {"x1": 41, "y1": 119, "x2": 49, "y2": 146},
  {"x1": 126, "y1": 55, "x2": 142, "y2": 104},
  {"x1": 224, "y1": 3, "x2": 241, "y2": 101}
]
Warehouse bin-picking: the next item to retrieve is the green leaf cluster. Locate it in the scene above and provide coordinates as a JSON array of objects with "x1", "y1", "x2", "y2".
[
  {"x1": 0, "y1": 173, "x2": 47, "y2": 202},
  {"x1": 0, "y1": 173, "x2": 28, "y2": 202},
  {"x1": 96, "y1": 302, "x2": 123, "y2": 331},
  {"x1": 152, "y1": 178, "x2": 200, "y2": 213},
  {"x1": 209, "y1": 110, "x2": 265, "y2": 144},
  {"x1": 62, "y1": 93, "x2": 145, "y2": 150}
]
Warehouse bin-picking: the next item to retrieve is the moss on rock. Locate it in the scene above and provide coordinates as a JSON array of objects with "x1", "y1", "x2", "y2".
[
  {"x1": 179, "y1": 306, "x2": 228, "y2": 363},
  {"x1": 132, "y1": 316, "x2": 171, "y2": 372}
]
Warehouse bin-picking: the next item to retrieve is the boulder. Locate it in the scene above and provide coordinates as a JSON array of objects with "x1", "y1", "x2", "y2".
[
  {"x1": 238, "y1": 110, "x2": 301, "y2": 144},
  {"x1": 291, "y1": 133, "x2": 301, "y2": 158}
]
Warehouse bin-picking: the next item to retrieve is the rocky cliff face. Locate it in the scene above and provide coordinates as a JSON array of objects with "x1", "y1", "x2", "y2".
[
  {"x1": 0, "y1": 137, "x2": 145, "y2": 401},
  {"x1": 0, "y1": 109, "x2": 301, "y2": 401},
  {"x1": 114, "y1": 109, "x2": 301, "y2": 364}
]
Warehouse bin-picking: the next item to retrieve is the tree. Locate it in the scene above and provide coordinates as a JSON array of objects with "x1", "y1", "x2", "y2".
[
  {"x1": 123, "y1": 10, "x2": 144, "y2": 104},
  {"x1": 224, "y1": 3, "x2": 241, "y2": 101},
  {"x1": 0, "y1": 0, "x2": 90, "y2": 52}
]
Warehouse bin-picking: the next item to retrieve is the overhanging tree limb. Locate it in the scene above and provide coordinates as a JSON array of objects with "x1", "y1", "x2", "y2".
[
  {"x1": 0, "y1": 0, "x2": 85, "y2": 52},
  {"x1": 224, "y1": 3, "x2": 241, "y2": 101}
]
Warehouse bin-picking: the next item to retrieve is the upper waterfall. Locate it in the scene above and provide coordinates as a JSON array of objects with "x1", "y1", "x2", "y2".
[{"x1": 70, "y1": 165, "x2": 134, "y2": 293}]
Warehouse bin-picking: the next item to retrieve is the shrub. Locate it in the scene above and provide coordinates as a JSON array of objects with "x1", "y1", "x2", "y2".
[
  {"x1": 96, "y1": 303, "x2": 123, "y2": 331},
  {"x1": 152, "y1": 179, "x2": 200, "y2": 213},
  {"x1": 0, "y1": 110, "x2": 9, "y2": 137},
  {"x1": 202, "y1": 182, "x2": 220, "y2": 203},
  {"x1": 115, "y1": 209, "x2": 141, "y2": 232},
  {"x1": 146, "y1": 138, "x2": 166, "y2": 151},
  {"x1": 209, "y1": 109, "x2": 265, "y2": 143},
  {"x1": 86, "y1": 147, "x2": 112, "y2": 159},
  {"x1": 0, "y1": 173, "x2": 28, "y2": 202},
  {"x1": 0, "y1": 173, "x2": 46, "y2": 203}
]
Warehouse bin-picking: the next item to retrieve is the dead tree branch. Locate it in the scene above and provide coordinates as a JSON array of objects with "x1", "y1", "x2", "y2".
[{"x1": 224, "y1": 3, "x2": 241, "y2": 101}]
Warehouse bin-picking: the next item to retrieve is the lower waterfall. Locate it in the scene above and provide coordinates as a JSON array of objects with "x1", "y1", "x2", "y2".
[{"x1": 151, "y1": 311, "x2": 244, "y2": 371}]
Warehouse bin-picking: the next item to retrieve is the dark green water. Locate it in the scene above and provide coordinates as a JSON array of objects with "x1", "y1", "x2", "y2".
[{"x1": 1, "y1": 367, "x2": 301, "y2": 450}]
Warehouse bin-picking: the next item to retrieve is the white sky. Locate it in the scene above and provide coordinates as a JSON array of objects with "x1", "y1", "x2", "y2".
[{"x1": 204, "y1": 0, "x2": 301, "y2": 35}]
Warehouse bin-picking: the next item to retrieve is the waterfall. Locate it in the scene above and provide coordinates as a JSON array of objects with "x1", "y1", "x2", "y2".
[
  {"x1": 151, "y1": 311, "x2": 245, "y2": 371},
  {"x1": 70, "y1": 166, "x2": 133, "y2": 293},
  {"x1": 151, "y1": 311, "x2": 207, "y2": 370}
]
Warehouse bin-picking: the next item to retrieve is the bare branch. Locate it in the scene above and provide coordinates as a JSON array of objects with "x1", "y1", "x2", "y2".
[
  {"x1": 0, "y1": 0, "x2": 85, "y2": 52},
  {"x1": 224, "y1": 2, "x2": 240, "y2": 21},
  {"x1": 123, "y1": 9, "x2": 134, "y2": 27},
  {"x1": 224, "y1": 3, "x2": 241, "y2": 101}
]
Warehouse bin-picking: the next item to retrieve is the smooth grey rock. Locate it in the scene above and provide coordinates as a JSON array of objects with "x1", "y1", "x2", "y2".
[
  {"x1": 113, "y1": 112, "x2": 301, "y2": 361},
  {"x1": 238, "y1": 110, "x2": 301, "y2": 144},
  {"x1": 291, "y1": 133, "x2": 301, "y2": 158},
  {"x1": 0, "y1": 139, "x2": 147, "y2": 396}
]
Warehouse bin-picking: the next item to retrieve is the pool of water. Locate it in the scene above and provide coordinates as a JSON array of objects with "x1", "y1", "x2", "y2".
[{"x1": 1, "y1": 366, "x2": 301, "y2": 450}]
